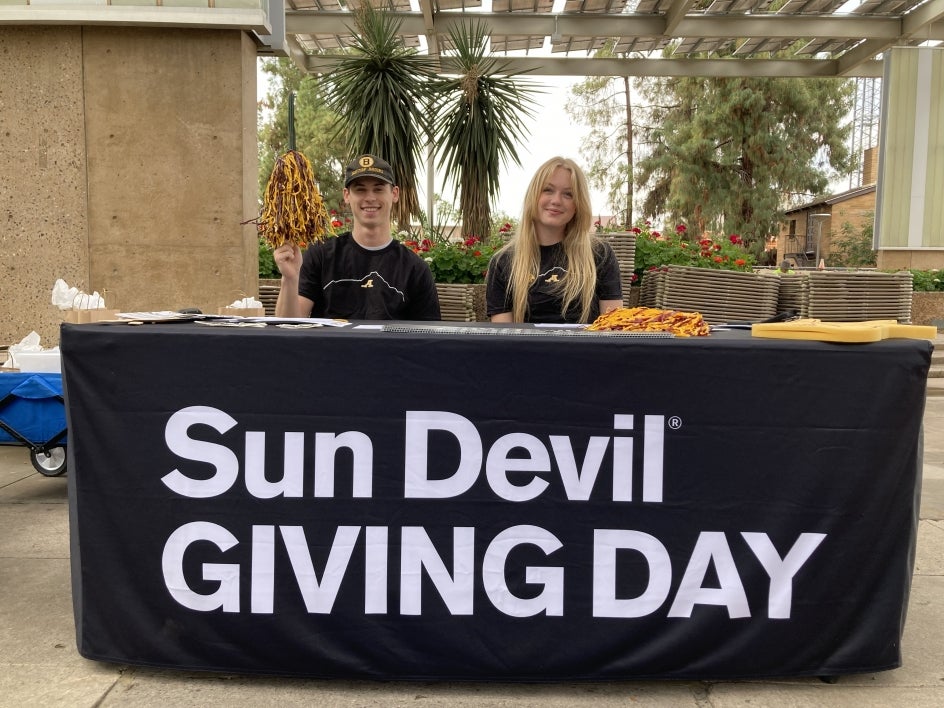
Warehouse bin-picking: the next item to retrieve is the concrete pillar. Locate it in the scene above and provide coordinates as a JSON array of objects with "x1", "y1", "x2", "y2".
[
  {"x1": 0, "y1": 26, "x2": 258, "y2": 347},
  {"x1": 875, "y1": 46, "x2": 944, "y2": 270}
]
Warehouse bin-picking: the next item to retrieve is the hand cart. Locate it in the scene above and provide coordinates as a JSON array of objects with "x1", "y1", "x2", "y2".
[{"x1": 0, "y1": 372, "x2": 68, "y2": 476}]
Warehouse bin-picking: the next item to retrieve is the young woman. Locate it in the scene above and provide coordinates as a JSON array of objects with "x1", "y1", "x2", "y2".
[{"x1": 486, "y1": 157, "x2": 623, "y2": 324}]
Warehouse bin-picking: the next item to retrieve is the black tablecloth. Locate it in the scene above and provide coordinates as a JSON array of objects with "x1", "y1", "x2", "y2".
[{"x1": 61, "y1": 321, "x2": 932, "y2": 680}]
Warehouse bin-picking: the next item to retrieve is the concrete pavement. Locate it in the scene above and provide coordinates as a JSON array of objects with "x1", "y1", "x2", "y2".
[{"x1": 2, "y1": 352, "x2": 943, "y2": 707}]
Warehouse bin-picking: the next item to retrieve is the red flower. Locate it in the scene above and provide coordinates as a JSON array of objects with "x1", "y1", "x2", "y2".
[
  {"x1": 713, "y1": 244, "x2": 722, "y2": 251},
  {"x1": 699, "y1": 239, "x2": 712, "y2": 247},
  {"x1": 631, "y1": 227, "x2": 642, "y2": 234},
  {"x1": 676, "y1": 224, "x2": 687, "y2": 233},
  {"x1": 652, "y1": 231, "x2": 661, "y2": 239},
  {"x1": 713, "y1": 256, "x2": 723, "y2": 263},
  {"x1": 735, "y1": 258, "x2": 746, "y2": 266},
  {"x1": 331, "y1": 219, "x2": 343, "y2": 228},
  {"x1": 473, "y1": 250, "x2": 482, "y2": 257},
  {"x1": 729, "y1": 234, "x2": 743, "y2": 245}
]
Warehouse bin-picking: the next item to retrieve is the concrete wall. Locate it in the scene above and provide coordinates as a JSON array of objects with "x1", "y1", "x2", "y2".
[
  {"x1": 0, "y1": 26, "x2": 257, "y2": 348},
  {"x1": 876, "y1": 249, "x2": 944, "y2": 270}
]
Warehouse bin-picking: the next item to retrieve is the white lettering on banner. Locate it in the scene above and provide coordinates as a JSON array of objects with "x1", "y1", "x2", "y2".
[
  {"x1": 162, "y1": 521, "x2": 240, "y2": 612},
  {"x1": 163, "y1": 524, "x2": 825, "y2": 618},
  {"x1": 668, "y1": 531, "x2": 750, "y2": 618},
  {"x1": 486, "y1": 433, "x2": 551, "y2": 502},
  {"x1": 593, "y1": 530, "x2": 673, "y2": 618},
  {"x1": 250, "y1": 526, "x2": 387, "y2": 614},
  {"x1": 162, "y1": 406, "x2": 373, "y2": 499},
  {"x1": 163, "y1": 407, "x2": 240, "y2": 498},
  {"x1": 404, "y1": 411, "x2": 665, "y2": 502},
  {"x1": 404, "y1": 411, "x2": 482, "y2": 498},
  {"x1": 401, "y1": 527, "x2": 476, "y2": 615},
  {"x1": 483, "y1": 526, "x2": 564, "y2": 617},
  {"x1": 245, "y1": 431, "x2": 305, "y2": 498},
  {"x1": 593, "y1": 530, "x2": 826, "y2": 619},
  {"x1": 741, "y1": 532, "x2": 827, "y2": 619},
  {"x1": 314, "y1": 432, "x2": 374, "y2": 497},
  {"x1": 162, "y1": 407, "x2": 665, "y2": 501}
]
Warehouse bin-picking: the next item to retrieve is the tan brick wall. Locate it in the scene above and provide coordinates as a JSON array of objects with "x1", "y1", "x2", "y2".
[
  {"x1": 862, "y1": 146, "x2": 879, "y2": 186},
  {"x1": 828, "y1": 193, "x2": 874, "y2": 260}
]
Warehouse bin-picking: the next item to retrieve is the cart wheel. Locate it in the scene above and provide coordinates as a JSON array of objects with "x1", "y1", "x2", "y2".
[{"x1": 31, "y1": 447, "x2": 67, "y2": 477}]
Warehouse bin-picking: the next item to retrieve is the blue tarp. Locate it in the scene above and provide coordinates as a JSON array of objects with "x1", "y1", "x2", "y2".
[{"x1": 0, "y1": 373, "x2": 67, "y2": 445}]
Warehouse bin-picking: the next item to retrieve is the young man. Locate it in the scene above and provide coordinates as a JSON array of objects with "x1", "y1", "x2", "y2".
[{"x1": 273, "y1": 154, "x2": 441, "y2": 320}]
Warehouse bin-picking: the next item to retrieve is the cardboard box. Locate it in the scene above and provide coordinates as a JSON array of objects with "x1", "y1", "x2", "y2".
[{"x1": 63, "y1": 309, "x2": 120, "y2": 324}]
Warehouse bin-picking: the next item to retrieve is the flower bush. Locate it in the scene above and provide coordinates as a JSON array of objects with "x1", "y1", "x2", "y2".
[
  {"x1": 630, "y1": 222, "x2": 756, "y2": 285},
  {"x1": 402, "y1": 234, "x2": 504, "y2": 284},
  {"x1": 908, "y1": 269, "x2": 944, "y2": 292}
]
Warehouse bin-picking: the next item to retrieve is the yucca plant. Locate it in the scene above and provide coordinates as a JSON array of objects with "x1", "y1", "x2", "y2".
[
  {"x1": 320, "y1": 5, "x2": 440, "y2": 229},
  {"x1": 432, "y1": 20, "x2": 542, "y2": 240}
]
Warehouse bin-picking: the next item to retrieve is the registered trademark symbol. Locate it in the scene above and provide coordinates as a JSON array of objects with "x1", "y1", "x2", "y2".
[{"x1": 668, "y1": 416, "x2": 682, "y2": 430}]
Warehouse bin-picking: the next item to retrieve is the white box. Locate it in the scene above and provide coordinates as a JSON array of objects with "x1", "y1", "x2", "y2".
[{"x1": 15, "y1": 350, "x2": 62, "y2": 373}]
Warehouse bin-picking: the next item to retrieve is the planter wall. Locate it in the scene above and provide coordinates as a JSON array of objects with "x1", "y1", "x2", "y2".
[
  {"x1": 258, "y1": 276, "x2": 941, "y2": 328},
  {"x1": 256, "y1": 279, "x2": 487, "y2": 321},
  {"x1": 911, "y1": 291, "x2": 944, "y2": 327}
]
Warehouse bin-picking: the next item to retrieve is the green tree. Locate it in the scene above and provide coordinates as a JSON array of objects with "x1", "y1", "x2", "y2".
[
  {"x1": 319, "y1": 5, "x2": 441, "y2": 229},
  {"x1": 430, "y1": 19, "x2": 541, "y2": 240},
  {"x1": 635, "y1": 73, "x2": 854, "y2": 256},
  {"x1": 830, "y1": 217, "x2": 877, "y2": 267},
  {"x1": 565, "y1": 41, "x2": 636, "y2": 225},
  {"x1": 257, "y1": 58, "x2": 344, "y2": 214}
]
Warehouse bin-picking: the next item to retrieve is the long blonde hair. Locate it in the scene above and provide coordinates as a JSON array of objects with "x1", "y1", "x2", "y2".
[{"x1": 502, "y1": 157, "x2": 599, "y2": 322}]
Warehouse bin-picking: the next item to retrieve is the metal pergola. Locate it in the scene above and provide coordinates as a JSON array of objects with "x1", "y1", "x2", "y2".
[{"x1": 269, "y1": 0, "x2": 944, "y2": 78}]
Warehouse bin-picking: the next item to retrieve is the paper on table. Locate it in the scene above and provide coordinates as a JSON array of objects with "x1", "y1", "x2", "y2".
[{"x1": 241, "y1": 317, "x2": 351, "y2": 327}]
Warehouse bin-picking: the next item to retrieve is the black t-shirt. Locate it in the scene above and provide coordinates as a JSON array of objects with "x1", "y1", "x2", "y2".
[
  {"x1": 298, "y1": 233, "x2": 441, "y2": 320},
  {"x1": 485, "y1": 240, "x2": 622, "y2": 323}
]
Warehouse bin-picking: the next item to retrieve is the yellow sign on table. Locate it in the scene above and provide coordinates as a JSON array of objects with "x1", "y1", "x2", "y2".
[{"x1": 751, "y1": 319, "x2": 938, "y2": 343}]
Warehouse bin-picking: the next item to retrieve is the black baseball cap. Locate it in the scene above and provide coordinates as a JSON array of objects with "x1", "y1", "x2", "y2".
[{"x1": 344, "y1": 154, "x2": 395, "y2": 187}]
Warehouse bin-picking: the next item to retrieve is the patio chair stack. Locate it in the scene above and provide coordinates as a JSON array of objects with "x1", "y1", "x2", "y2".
[
  {"x1": 605, "y1": 232, "x2": 637, "y2": 307},
  {"x1": 775, "y1": 273, "x2": 809, "y2": 318},
  {"x1": 805, "y1": 270, "x2": 913, "y2": 322},
  {"x1": 259, "y1": 283, "x2": 281, "y2": 317},
  {"x1": 435, "y1": 283, "x2": 485, "y2": 322},
  {"x1": 638, "y1": 268, "x2": 668, "y2": 308},
  {"x1": 659, "y1": 265, "x2": 780, "y2": 325}
]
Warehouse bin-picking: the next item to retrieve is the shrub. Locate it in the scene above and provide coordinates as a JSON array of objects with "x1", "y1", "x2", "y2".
[
  {"x1": 631, "y1": 222, "x2": 755, "y2": 285},
  {"x1": 909, "y1": 269, "x2": 944, "y2": 292},
  {"x1": 258, "y1": 237, "x2": 279, "y2": 279}
]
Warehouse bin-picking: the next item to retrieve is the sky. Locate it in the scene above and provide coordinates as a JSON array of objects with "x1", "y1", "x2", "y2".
[
  {"x1": 416, "y1": 75, "x2": 612, "y2": 222},
  {"x1": 257, "y1": 66, "x2": 612, "y2": 225}
]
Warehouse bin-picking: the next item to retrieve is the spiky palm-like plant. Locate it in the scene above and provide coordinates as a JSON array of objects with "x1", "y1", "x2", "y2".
[
  {"x1": 321, "y1": 5, "x2": 440, "y2": 229},
  {"x1": 432, "y1": 20, "x2": 541, "y2": 240}
]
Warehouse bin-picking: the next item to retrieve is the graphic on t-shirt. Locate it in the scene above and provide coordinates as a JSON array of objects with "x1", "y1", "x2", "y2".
[
  {"x1": 324, "y1": 271, "x2": 406, "y2": 301},
  {"x1": 538, "y1": 266, "x2": 567, "y2": 285}
]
